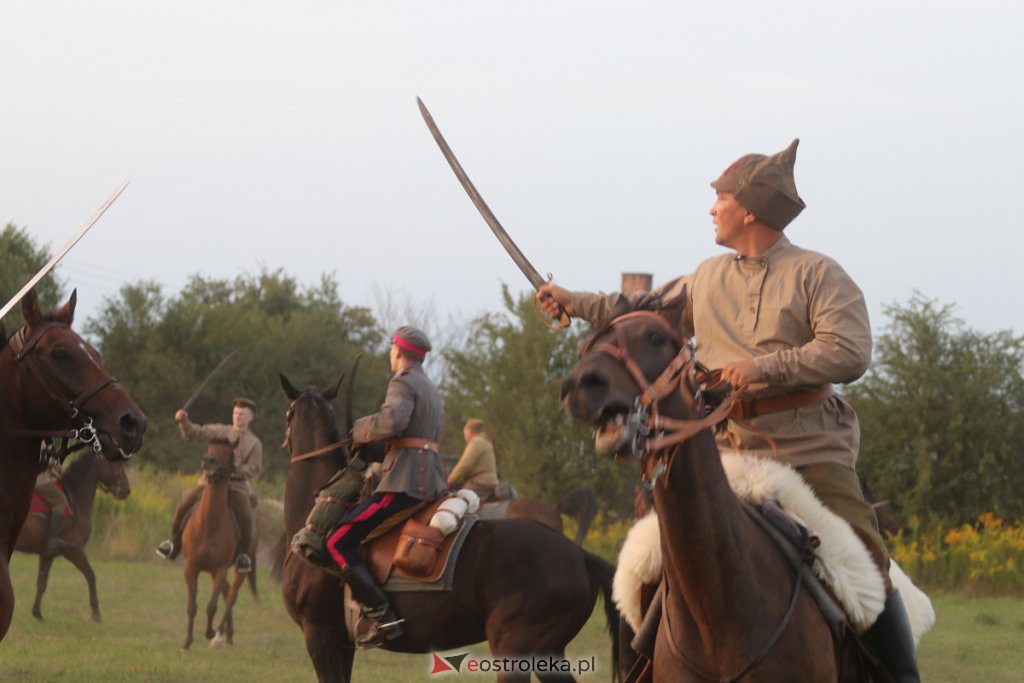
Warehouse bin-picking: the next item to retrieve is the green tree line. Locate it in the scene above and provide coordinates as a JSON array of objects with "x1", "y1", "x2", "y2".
[{"x1": 3, "y1": 227, "x2": 1022, "y2": 523}]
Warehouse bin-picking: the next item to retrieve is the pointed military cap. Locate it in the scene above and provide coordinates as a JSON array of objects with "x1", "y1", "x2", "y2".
[
  {"x1": 711, "y1": 139, "x2": 806, "y2": 230},
  {"x1": 392, "y1": 325, "x2": 431, "y2": 358}
]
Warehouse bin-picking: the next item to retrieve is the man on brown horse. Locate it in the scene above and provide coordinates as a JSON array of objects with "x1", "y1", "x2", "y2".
[
  {"x1": 157, "y1": 397, "x2": 262, "y2": 574},
  {"x1": 539, "y1": 139, "x2": 919, "y2": 681},
  {"x1": 325, "y1": 325, "x2": 447, "y2": 648},
  {"x1": 447, "y1": 418, "x2": 498, "y2": 501},
  {"x1": 34, "y1": 462, "x2": 74, "y2": 553}
]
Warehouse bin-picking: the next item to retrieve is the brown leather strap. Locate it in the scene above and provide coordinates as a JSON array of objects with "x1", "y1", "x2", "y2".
[
  {"x1": 387, "y1": 437, "x2": 440, "y2": 453},
  {"x1": 730, "y1": 385, "x2": 835, "y2": 420}
]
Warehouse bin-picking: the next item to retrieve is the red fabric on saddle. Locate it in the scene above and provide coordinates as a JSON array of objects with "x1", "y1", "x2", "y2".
[{"x1": 30, "y1": 482, "x2": 71, "y2": 517}]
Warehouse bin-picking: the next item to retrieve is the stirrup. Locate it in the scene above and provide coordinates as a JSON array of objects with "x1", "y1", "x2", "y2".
[
  {"x1": 356, "y1": 615, "x2": 405, "y2": 649},
  {"x1": 235, "y1": 553, "x2": 253, "y2": 573},
  {"x1": 156, "y1": 540, "x2": 174, "y2": 559}
]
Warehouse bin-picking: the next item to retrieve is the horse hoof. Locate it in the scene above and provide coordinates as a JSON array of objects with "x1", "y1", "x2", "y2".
[
  {"x1": 92, "y1": 612, "x2": 102, "y2": 623},
  {"x1": 210, "y1": 633, "x2": 225, "y2": 649},
  {"x1": 32, "y1": 611, "x2": 42, "y2": 621}
]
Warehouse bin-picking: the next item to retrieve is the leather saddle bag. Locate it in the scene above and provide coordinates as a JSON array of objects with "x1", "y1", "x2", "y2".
[{"x1": 392, "y1": 518, "x2": 444, "y2": 575}]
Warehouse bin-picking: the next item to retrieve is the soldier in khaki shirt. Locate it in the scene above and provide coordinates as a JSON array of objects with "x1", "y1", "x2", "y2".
[
  {"x1": 447, "y1": 419, "x2": 498, "y2": 500},
  {"x1": 156, "y1": 397, "x2": 262, "y2": 573},
  {"x1": 538, "y1": 140, "x2": 919, "y2": 682}
]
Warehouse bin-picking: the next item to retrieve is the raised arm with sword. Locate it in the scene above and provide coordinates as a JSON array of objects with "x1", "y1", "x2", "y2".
[
  {"x1": 416, "y1": 97, "x2": 571, "y2": 330},
  {"x1": 0, "y1": 181, "x2": 131, "y2": 322}
]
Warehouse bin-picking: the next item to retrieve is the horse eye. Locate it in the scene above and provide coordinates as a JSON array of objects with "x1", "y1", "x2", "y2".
[
  {"x1": 646, "y1": 331, "x2": 667, "y2": 346},
  {"x1": 50, "y1": 348, "x2": 71, "y2": 361}
]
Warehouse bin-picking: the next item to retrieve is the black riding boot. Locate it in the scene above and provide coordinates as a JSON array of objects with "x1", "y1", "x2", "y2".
[
  {"x1": 44, "y1": 513, "x2": 72, "y2": 553},
  {"x1": 342, "y1": 563, "x2": 404, "y2": 648},
  {"x1": 862, "y1": 591, "x2": 921, "y2": 683}
]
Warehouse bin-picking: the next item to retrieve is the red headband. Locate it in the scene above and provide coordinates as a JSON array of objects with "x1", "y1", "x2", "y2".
[{"x1": 393, "y1": 335, "x2": 427, "y2": 357}]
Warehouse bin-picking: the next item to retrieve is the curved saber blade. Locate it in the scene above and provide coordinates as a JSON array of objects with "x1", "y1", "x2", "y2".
[
  {"x1": 417, "y1": 98, "x2": 570, "y2": 328},
  {"x1": 0, "y1": 180, "x2": 131, "y2": 320},
  {"x1": 181, "y1": 349, "x2": 238, "y2": 413}
]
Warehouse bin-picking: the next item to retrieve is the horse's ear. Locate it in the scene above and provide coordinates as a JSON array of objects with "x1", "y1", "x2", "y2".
[
  {"x1": 322, "y1": 372, "x2": 345, "y2": 402},
  {"x1": 54, "y1": 289, "x2": 78, "y2": 326},
  {"x1": 21, "y1": 288, "x2": 42, "y2": 326},
  {"x1": 279, "y1": 373, "x2": 301, "y2": 400}
]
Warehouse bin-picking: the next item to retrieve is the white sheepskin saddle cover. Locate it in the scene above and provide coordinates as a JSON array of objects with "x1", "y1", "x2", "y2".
[{"x1": 613, "y1": 452, "x2": 935, "y2": 645}]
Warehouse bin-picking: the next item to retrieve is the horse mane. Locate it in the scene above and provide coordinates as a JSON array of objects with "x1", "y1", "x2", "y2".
[
  {"x1": 0, "y1": 323, "x2": 6, "y2": 351},
  {"x1": 581, "y1": 286, "x2": 688, "y2": 349}
]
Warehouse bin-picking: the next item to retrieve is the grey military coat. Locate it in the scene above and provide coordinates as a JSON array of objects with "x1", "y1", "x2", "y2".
[{"x1": 351, "y1": 363, "x2": 447, "y2": 501}]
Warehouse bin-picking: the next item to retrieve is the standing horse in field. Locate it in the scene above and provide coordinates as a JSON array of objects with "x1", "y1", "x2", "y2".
[
  {"x1": 180, "y1": 438, "x2": 259, "y2": 650},
  {"x1": 279, "y1": 373, "x2": 618, "y2": 683},
  {"x1": 477, "y1": 487, "x2": 598, "y2": 546},
  {"x1": 561, "y1": 308, "x2": 872, "y2": 682},
  {"x1": 0, "y1": 289, "x2": 146, "y2": 641},
  {"x1": 15, "y1": 451, "x2": 130, "y2": 622}
]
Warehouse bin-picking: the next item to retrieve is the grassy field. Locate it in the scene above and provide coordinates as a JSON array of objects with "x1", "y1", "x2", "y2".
[{"x1": 1, "y1": 556, "x2": 1022, "y2": 681}]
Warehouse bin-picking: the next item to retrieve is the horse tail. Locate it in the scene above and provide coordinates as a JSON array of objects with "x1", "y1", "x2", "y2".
[
  {"x1": 558, "y1": 487, "x2": 599, "y2": 545},
  {"x1": 585, "y1": 551, "x2": 620, "y2": 682},
  {"x1": 247, "y1": 563, "x2": 259, "y2": 601}
]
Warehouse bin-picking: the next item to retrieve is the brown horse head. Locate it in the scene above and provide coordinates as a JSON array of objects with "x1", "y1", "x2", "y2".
[
  {"x1": 95, "y1": 454, "x2": 131, "y2": 501},
  {"x1": 561, "y1": 307, "x2": 698, "y2": 458},
  {"x1": 9, "y1": 289, "x2": 147, "y2": 460},
  {"x1": 202, "y1": 439, "x2": 237, "y2": 483}
]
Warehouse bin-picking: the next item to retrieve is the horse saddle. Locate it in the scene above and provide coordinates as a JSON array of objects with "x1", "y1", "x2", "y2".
[
  {"x1": 29, "y1": 482, "x2": 71, "y2": 519},
  {"x1": 362, "y1": 498, "x2": 477, "y2": 592}
]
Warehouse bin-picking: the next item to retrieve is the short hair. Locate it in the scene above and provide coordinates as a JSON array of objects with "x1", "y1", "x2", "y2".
[{"x1": 464, "y1": 419, "x2": 485, "y2": 434}]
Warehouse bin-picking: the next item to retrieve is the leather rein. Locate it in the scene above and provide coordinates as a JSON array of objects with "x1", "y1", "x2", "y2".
[
  {"x1": 1, "y1": 322, "x2": 120, "y2": 462},
  {"x1": 580, "y1": 311, "x2": 735, "y2": 488}
]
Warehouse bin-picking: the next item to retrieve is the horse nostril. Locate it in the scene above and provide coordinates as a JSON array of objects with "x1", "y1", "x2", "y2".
[
  {"x1": 120, "y1": 412, "x2": 147, "y2": 438},
  {"x1": 578, "y1": 371, "x2": 609, "y2": 395}
]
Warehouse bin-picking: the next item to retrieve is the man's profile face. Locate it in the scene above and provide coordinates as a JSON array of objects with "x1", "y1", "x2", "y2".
[
  {"x1": 389, "y1": 342, "x2": 401, "y2": 373},
  {"x1": 232, "y1": 406, "x2": 254, "y2": 430},
  {"x1": 709, "y1": 191, "x2": 750, "y2": 248}
]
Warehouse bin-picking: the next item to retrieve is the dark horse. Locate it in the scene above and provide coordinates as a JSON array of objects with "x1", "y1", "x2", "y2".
[
  {"x1": 0, "y1": 290, "x2": 147, "y2": 641},
  {"x1": 180, "y1": 438, "x2": 259, "y2": 650},
  {"x1": 561, "y1": 308, "x2": 869, "y2": 682},
  {"x1": 279, "y1": 372, "x2": 618, "y2": 683},
  {"x1": 478, "y1": 487, "x2": 598, "y2": 545},
  {"x1": 15, "y1": 451, "x2": 130, "y2": 622}
]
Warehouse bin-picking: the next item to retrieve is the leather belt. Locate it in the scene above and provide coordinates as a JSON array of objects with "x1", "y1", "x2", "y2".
[
  {"x1": 729, "y1": 386, "x2": 835, "y2": 420},
  {"x1": 387, "y1": 437, "x2": 440, "y2": 453}
]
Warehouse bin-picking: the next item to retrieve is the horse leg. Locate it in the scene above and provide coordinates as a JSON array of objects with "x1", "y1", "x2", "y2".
[
  {"x1": 302, "y1": 619, "x2": 353, "y2": 683},
  {"x1": 205, "y1": 569, "x2": 227, "y2": 640},
  {"x1": 62, "y1": 546, "x2": 101, "y2": 622},
  {"x1": 183, "y1": 564, "x2": 199, "y2": 650},
  {"x1": 216, "y1": 570, "x2": 245, "y2": 645},
  {"x1": 0, "y1": 556, "x2": 13, "y2": 641},
  {"x1": 32, "y1": 554, "x2": 56, "y2": 621}
]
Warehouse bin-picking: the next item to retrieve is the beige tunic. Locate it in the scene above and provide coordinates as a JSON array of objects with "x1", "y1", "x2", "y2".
[
  {"x1": 179, "y1": 418, "x2": 263, "y2": 489},
  {"x1": 570, "y1": 234, "x2": 871, "y2": 468},
  {"x1": 448, "y1": 435, "x2": 498, "y2": 492}
]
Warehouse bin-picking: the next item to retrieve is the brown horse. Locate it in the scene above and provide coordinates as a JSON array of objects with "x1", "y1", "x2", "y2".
[
  {"x1": 279, "y1": 373, "x2": 618, "y2": 683},
  {"x1": 180, "y1": 438, "x2": 258, "y2": 650},
  {"x1": 561, "y1": 308, "x2": 868, "y2": 682},
  {"x1": 0, "y1": 289, "x2": 146, "y2": 641},
  {"x1": 478, "y1": 487, "x2": 598, "y2": 546},
  {"x1": 15, "y1": 451, "x2": 130, "y2": 622}
]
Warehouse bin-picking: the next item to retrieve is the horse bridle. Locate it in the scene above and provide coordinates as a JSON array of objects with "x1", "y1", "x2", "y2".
[
  {"x1": 282, "y1": 393, "x2": 350, "y2": 464},
  {"x1": 584, "y1": 312, "x2": 805, "y2": 681},
  {"x1": 3, "y1": 322, "x2": 121, "y2": 462},
  {"x1": 580, "y1": 311, "x2": 735, "y2": 488}
]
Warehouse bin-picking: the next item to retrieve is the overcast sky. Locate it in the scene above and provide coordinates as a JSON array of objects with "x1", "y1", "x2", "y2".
[{"x1": 2, "y1": 1, "x2": 1020, "y2": 340}]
